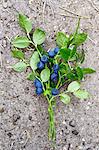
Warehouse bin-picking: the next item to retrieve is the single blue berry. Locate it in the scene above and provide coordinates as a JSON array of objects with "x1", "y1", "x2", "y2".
[
  {"x1": 51, "y1": 73, "x2": 58, "y2": 81},
  {"x1": 53, "y1": 64, "x2": 59, "y2": 71},
  {"x1": 37, "y1": 61, "x2": 44, "y2": 70},
  {"x1": 54, "y1": 47, "x2": 59, "y2": 54},
  {"x1": 41, "y1": 55, "x2": 48, "y2": 63},
  {"x1": 51, "y1": 88, "x2": 59, "y2": 95},
  {"x1": 34, "y1": 79, "x2": 42, "y2": 88},
  {"x1": 36, "y1": 87, "x2": 43, "y2": 95},
  {"x1": 48, "y1": 50, "x2": 55, "y2": 58}
]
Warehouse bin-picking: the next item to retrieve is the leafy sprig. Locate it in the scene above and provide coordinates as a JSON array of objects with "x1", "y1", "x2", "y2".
[{"x1": 11, "y1": 14, "x2": 96, "y2": 144}]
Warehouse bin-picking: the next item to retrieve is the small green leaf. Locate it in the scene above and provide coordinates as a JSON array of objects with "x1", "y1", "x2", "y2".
[
  {"x1": 67, "y1": 72, "x2": 78, "y2": 80},
  {"x1": 30, "y1": 51, "x2": 40, "y2": 71},
  {"x1": 12, "y1": 36, "x2": 30, "y2": 48},
  {"x1": 60, "y1": 48, "x2": 70, "y2": 61},
  {"x1": 12, "y1": 61, "x2": 27, "y2": 72},
  {"x1": 82, "y1": 68, "x2": 96, "y2": 74},
  {"x1": 60, "y1": 94, "x2": 71, "y2": 104},
  {"x1": 69, "y1": 47, "x2": 76, "y2": 59},
  {"x1": 27, "y1": 72, "x2": 35, "y2": 81},
  {"x1": 76, "y1": 67, "x2": 83, "y2": 80},
  {"x1": 18, "y1": 14, "x2": 32, "y2": 33},
  {"x1": 68, "y1": 81, "x2": 80, "y2": 92},
  {"x1": 73, "y1": 90, "x2": 89, "y2": 100},
  {"x1": 11, "y1": 48, "x2": 24, "y2": 60},
  {"x1": 56, "y1": 32, "x2": 68, "y2": 47},
  {"x1": 40, "y1": 68, "x2": 50, "y2": 82},
  {"x1": 33, "y1": 28, "x2": 46, "y2": 45},
  {"x1": 72, "y1": 33, "x2": 87, "y2": 46}
]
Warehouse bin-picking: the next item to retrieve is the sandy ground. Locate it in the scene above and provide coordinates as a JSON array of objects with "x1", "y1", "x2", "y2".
[{"x1": 0, "y1": 0, "x2": 99, "y2": 150}]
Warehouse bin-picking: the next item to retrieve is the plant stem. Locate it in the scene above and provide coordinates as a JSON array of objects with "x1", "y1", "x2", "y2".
[
  {"x1": 46, "y1": 96, "x2": 56, "y2": 142},
  {"x1": 36, "y1": 46, "x2": 42, "y2": 57}
]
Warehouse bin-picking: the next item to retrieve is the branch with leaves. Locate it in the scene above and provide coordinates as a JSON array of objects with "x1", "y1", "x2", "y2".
[{"x1": 11, "y1": 14, "x2": 96, "y2": 146}]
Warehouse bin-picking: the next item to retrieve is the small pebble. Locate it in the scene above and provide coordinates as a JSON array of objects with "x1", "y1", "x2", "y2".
[
  {"x1": 72, "y1": 130, "x2": 79, "y2": 135},
  {"x1": 69, "y1": 120, "x2": 76, "y2": 127},
  {"x1": 28, "y1": 115, "x2": 32, "y2": 120},
  {"x1": 13, "y1": 114, "x2": 20, "y2": 124},
  {"x1": 7, "y1": 132, "x2": 13, "y2": 138},
  {"x1": 0, "y1": 107, "x2": 4, "y2": 113}
]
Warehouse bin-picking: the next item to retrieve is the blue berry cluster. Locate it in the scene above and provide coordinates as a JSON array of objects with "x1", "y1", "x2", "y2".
[
  {"x1": 48, "y1": 47, "x2": 59, "y2": 58},
  {"x1": 51, "y1": 64, "x2": 59, "y2": 82},
  {"x1": 34, "y1": 79, "x2": 43, "y2": 95},
  {"x1": 37, "y1": 55, "x2": 48, "y2": 70},
  {"x1": 35, "y1": 47, "x2": 60, "y2": 96}
]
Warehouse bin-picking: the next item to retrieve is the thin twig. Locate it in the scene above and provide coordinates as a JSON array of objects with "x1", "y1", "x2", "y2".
[
  {"x1": 88, "y1": 0, "x2": 99, "y2": 12},
  {"x1": 88, "y1": 36, "x2": 97, "y2": 45},
  {"x1": 59, "y1": 6, "x2": 90, "y2": 19},
  {"x1": 57, "y1": 13, "x2": 88, "y2": 19},
  {"x1": 43, "y1": 0, "x2": 47, "y2": 23},
  {"x1": 0, "y1": 52, "x2": 2, "y2": 69}
]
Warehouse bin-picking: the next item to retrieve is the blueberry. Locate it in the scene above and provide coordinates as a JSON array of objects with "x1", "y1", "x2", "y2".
[
  {"x1": 51, "y1": 73, "x2": 58, "y2": 81},
  {"x1": 54, "y1": 70, "x2": 58, "y2": 74},
  {"x1": 54, "y1": 47, "x2": 59, "y2": 54},
  {"x1": 53, "y1": 64, "x2": 59, "y2": 71},
  {"x1": 48, "y1": 50, "x2": 55, "y2": 58},
  {"x1": 34, "y1": 79, "x2": 42, "y2": 88},
  {"x1": 36, "y1": 87, "x2": 43, "y2": 95},
  {"x1": 41, "y1": 55, "x2": 48, "y2": 63},
  {"x1": 37, "y1": 61, "x2": 44, "y2": 70},
  {"x1": 51, "y1": 88, "x2": 59, "y2": 95}
]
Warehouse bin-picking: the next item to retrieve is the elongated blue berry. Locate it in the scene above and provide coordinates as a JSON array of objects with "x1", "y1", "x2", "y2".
[
  {"x1": 36, "y1": 87, "x2": 43, "y2": 95},
  {"x1": 51, "y1": 88, "x2": 59, "y2": 95},
  {"x1": 41, "y1": 55, "x2": 48, "y2": 63},
  {"x1": 54, "y1": 47, "x2": 59, "y2": 54},
  {"x1": 37, "y1": 61, "x2": 44, "y2": 70},
  {"x1": 34, "y1": 79, "x2": 42, "y2": 88},
  {"x1": 53, "y1": 64, "x2": 59, "y2": 71},
  {"x1": 51, "y1": 73, "x2": 58, "y2": 81}
]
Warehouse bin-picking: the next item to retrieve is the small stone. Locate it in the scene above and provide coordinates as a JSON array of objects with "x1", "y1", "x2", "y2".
[
  {"x1": 69, "y1": 120, "x2": 76, "y2": 127},
  {"x1": 13, "y1": 114, "x2": 20, "y2": 123},
  {"x1": 0, "y1": 107, "x2": 4, "y2": 113},
  {"x1": 2, "y1": 39, "x2": 7, "y2": 48},
  {"x1": 7, "y1": 132, "x2": 13, "y2": 138},
  {"x1": 28, "y1": 115, "x2": 32, "y2": 120},
  {"x1": 72, "y1": 130, "x2": 79, "y2": 135}
]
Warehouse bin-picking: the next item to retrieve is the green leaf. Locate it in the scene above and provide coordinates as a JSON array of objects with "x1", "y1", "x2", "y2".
[
  {"x1": 12, "y1": 36, "x2": 30, "y2": 48},
  {"x1": 69, "y1": 47, "x2": 76, "y2": 59},
  {"x1": 18, "y1": 14, "x2": 32, "y2": 33},
  {"x1": 40, "y1": 68, "x2": 50, "y2": 82},
  {"x1": 82, "y1": 68, "x2": 96, "y2": 74},
  {"x1": 73, "y1": 90, "x2": 89, "y2": 100},
  {"x1": 76, "y1": 67, "x2": 83, "y2": 80},
  {"x1": 60, "y1": 48, "x2": 70, "y2": 61},
  {"x1": 33, "y1": 28, "x2": 46, "y2": 45},
  {"x1": 30, "y1": 51, "x2": 40, "y2": 71},
  {"x1": 67, "y1": 72, "x2": 77, "y2": 80},
  {"x1": 56, "y1": 32, "x2": 68, "y2": 47},
  {"x1": 11, "y1": 48, "x2": 24, "y2": 60},
  {"x1": 27, "y1": 72, "x2": 35, "y2": 81},
  {"x1": 12, "y1": 61, "x2": 27, "y2": 72},
  {"x1": 60, "y1": 63, "x2": 70, "y2": 74},
  {"x1": 72, "y1": 33, "x2": 87, "y2": 46},
  {"x1": 68, "y1": 81, "x2": 80, "y2": 92},
  {"x1": 60, "y1": 94, "x2": 71, "y2": 104}
]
